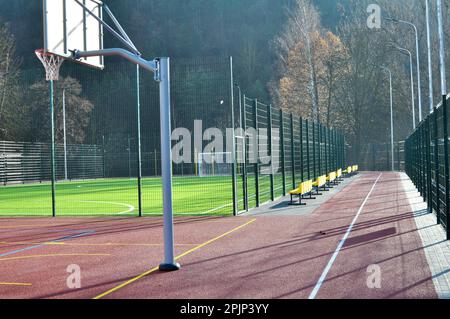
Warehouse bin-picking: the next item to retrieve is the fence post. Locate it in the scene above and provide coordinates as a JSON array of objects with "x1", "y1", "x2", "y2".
[
  {"x1": 426, "y1": 118, "x2": 432, "y2": 214},
  {"x1": 242, "y1": 95, "x2": 249, "y2": 211},
  {"x1": 318, "y1": 124, "x2": 322, "y2": 176},
  {"x1": 254, "y1": 99, "x2": 260, "y2": 207},
  {"x1": 434, "y1": 107, "x2": 440, "y2": 224},
  {"x1": 443, "y1": 97, "x2": 450, "y2": 239},
  {"x1": 268, "y1": 104, "x2": 275, "y2": 201},
  {"x1": 341, "y1": 134, "x2": 349, "y2": 166},
  {"x1": 326, "y1": 127, "x2": 330, "y2": 174},
  {"x1": 280, "y1": 110, "x2": 286, "y2": 196},
  {"x1": 229, "y1": 58, "x2": 238, "y2": 216},
  {"x1": 102, "y1": 135, "x2": 106, "y2": 178},
  {"x1": 300, "y1": 119, "x2": 304, "y2": 181},
  {"x1": 312, "y1": 122, "x2": 317, "y2": 179},
  {"x1": 290, "y1": 114, "x2": 296, "y2": 189},
  {"x1": 426, "y1": 120, "x2": 433, "y2": 214},
  {"x1": 306, "y1": 120, "x2": 311, "y2": 180},
  {"x1": 334, "y1": 133, "x2": 338, "y2": 170},
  {"x1": 422, "y1": 124, "x2": 427, "y2": 202}
]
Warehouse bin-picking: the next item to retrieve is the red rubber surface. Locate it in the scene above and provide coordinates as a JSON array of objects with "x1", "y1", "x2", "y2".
[{"x1": 0, "y1": 172, "x2": 437, "y2": 299}]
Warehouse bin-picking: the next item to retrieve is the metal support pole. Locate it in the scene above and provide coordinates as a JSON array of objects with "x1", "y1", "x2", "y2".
[
  {"x1": 268, "y1": 104, "x2": 275, "y2": 201},
  {"x1": 290, "y1": 114, "x2": 296, "y2": 189},
  {"x1": 437, "y1": 0, "x2": 449, "y2": 238},
  {"x1": 50, "y1": 80, "x2": 56, "y2": 217},
  {"x1": 63, "y1": 89, "x2": 68, "y2": 180},
  {"x1": 136, "y1": 65, "x2": 143, "y2": 217},
  {"x1": 437, "y1": 0, "x2": 447, "y2": 95},
  {"x1": 300, "y1": 119, "x2": 304, "y2": 181},
  {"x1": 158, "y1": 57, "x2": 180, "y2": 271},
  {"x1": 426, "y1": 121, "x2": 432, "y2": 209},
  {"x1": 280, "y1": 110, "x2": 286, "y2": 195},
  {"x1": 376, "y1": 65, "x2": 395, "y2": 171},
  {"x1": 443, "y1": 99, "x2": 450, "y2": 239},
  {"x1": 306, "y1": 120, "x2": 311, "y2": 180},
  {"x1": 318, "y1": 124, "x2": 322, "y2": 176},
  {"x1": 407, "y1": 51, "x2": 416, "y2": 129},
  {"x1": 389, "y1": 72, "x2": 395, "y2": 171},
  {"x1": 102, "y1": 135, "x2": 106, "y2": 178},
  {"x1": 127, "y1": 135, "x2": 131, "y2": 179},
  {"x1": 425, "y1": 0, "x2": 434, "y2": 114},
  {"x1": 254, "y1": 99, "x2": 260, "y2": 207},
  {"x1": 434, "y1": 107, "x2": 440, "y2": 224},
  {"x1": 242, "y1": 95, "x2": 248, "y2": 211},
  {"x1": 312, "y1": 122, "x2": 317, "y2": 179},
  {"x1": 326, "y1": 127, "x2": 329, "y2": 174},
  {"x1": 229, "y1": 57, "x2": 238, "y2": 216}
]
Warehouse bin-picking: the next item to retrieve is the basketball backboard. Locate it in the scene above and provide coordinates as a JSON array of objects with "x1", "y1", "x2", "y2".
[{"x1": 43, "y1": 0, "x2": 104, "y2": 69}]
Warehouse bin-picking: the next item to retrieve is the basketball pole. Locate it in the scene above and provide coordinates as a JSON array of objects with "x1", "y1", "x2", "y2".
[
  {"x1": 50, "y1": 80, "x2": 56, "y2": 217},
  {"x1": 74, "y1": 50, "x2": 179, "y2": 271},
  {"x1": 136, "y1": 64, "x2": 143, "y2": 217},
  {"x1": 158, "y1": 57, "x2": 180, "y2": 271}
]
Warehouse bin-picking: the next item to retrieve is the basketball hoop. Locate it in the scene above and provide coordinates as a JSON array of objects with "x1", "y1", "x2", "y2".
[{"x1": 35, "y1": 49, "x2": 65, "y2": 81}]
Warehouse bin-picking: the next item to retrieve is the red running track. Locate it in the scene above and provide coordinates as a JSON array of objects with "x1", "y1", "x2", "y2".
[{"x1": 0, "y1": 172, "x2": 437, "y2": 299}]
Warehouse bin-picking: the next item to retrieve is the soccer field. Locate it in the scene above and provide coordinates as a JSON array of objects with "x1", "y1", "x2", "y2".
[{"x1": 0, "y1": 176, "x2": 235, "y2": 216}]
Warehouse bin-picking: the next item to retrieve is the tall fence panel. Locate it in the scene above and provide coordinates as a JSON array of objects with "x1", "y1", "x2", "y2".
[
  {"x1": 348, "y1": 142, "x2": 405, "y2": 171},
  {"x1": 239, "y1": 95, "x2": 346, "y2": 214},
  {"x1": 405, "y1": 95, "x2": 450, "y2": 236}
]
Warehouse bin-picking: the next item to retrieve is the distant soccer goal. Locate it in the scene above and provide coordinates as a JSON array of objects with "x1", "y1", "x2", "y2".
[{"x1": 197, "y1": 152, "x2": 232, "y2": 177}]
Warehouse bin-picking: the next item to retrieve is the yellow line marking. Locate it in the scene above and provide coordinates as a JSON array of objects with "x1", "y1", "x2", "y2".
[
  {"x1": 0, "y1": 253, "x2": 110, "y2": 262},
  {"x1": 0, "y1": 241, "x2": 198, "y2": 247},
  {"x1": 0, "y1": 282, "x2": 32, "y2": 286},
  {"x1": 93, "y1": 218, "x2": 257, "y2": 299}
]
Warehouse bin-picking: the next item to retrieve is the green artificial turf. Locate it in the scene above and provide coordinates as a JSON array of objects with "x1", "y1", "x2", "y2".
[
  {"x1": 0, "y1": 171, "x2": 303, "y2": 216},
  {"x1": 0, "y1": 176, "x2": 235, "y2": 216}
]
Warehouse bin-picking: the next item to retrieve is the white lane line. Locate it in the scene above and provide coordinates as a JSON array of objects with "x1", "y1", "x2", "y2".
[{"x1": 308, "y1": 173, "x2": 383, "y2": 299}]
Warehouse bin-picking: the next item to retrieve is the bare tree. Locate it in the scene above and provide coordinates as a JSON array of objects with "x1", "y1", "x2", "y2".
[
  {"x1": 271, "y1": 0, "x2": 322, "y2": 121},
  {"x1": 26, "y1": 77, "x2": 94, "y2": 144}
]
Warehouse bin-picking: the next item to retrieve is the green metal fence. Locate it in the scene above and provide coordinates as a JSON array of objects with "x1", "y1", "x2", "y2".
[
  {"x1": 0, "y1": 56, "x2": 346, "y2": 217},
  {"x1": 237, "y1": 95, "x2": 346, "y2": 213},
  {"x1": 347, "y1": 142, "x2": 405, "y2": 171},
  {"x1": 405, "y1": 95, "x2": 450, "y2": 238}
]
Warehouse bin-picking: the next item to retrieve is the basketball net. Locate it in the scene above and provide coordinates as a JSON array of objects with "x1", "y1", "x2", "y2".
[{"x1": 35, "y1": 49, "x2": 65, "y2": 81}]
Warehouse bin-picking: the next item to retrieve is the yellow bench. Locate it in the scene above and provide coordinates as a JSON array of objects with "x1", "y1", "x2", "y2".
[
  {"x1": 352, "y1": 165, "x2": 359, "y2": 174},
  {"x1": 313, "y1": 175, "x2": 327, "y2": 194},
  {"x1": 327, "y1": 171, "x2": 337, "y2": 186},
  {"x1": 343, "y1": 166, "x2": 352, "y2": 175},
  {"x1": 289, "y1": 180, "x2": 314, "y2": 205},
  {"x1": 336, "y1": 169, "x2": 343, "y2": 180}
]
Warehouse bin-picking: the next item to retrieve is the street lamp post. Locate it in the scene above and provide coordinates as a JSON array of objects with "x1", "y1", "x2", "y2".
[
  {"x1": 425, "y1": 0, "x2": 434, "y2": 113},
  {"x1": 386, "y1": 17, "x2": 423, "y2": 122},
  {"x1": 437, "y1": 0, "x2": 447, "y2": 96},
  {"x1": 374, "y1": 64, "x2": 395, "y2": 171},
  {"x1": 390, "y1": 43, "x2": 416, "y2": 129},
  {"x1": 437, "y1": 0, "x2": 450, "y2": 240}
]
